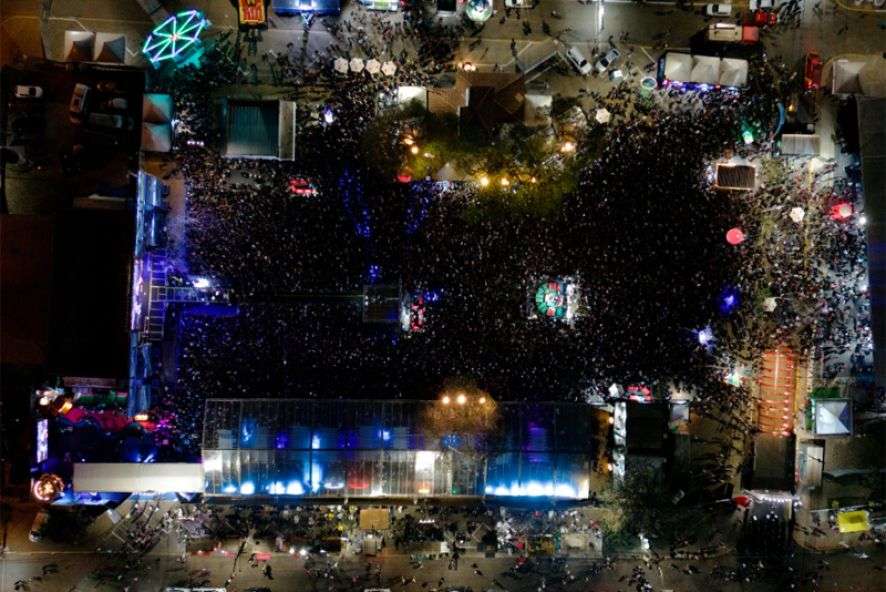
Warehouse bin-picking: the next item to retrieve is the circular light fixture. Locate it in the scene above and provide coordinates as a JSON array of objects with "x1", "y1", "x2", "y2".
[
  {"x1": 441, "y1": 395, "x2": 451, "y2": 405},
  {"x1": 726, "y1": 227, "x2": 745, "y2": 245},
  {"x1": 456, "y1": 393, "x2": 467, "y2": 406}
]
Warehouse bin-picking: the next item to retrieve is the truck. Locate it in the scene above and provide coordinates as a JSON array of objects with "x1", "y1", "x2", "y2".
[{"x1": 706, "y1": 23, "x2": 759, "y2": 43}]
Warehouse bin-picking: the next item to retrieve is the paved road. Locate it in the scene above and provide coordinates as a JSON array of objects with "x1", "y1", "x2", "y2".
[
  {"x1": 4, "y1": 0, "x2": 884, "y2": 75},
  {"x1": 3, "y1": 544, "x2": 885, "y2": 592}
]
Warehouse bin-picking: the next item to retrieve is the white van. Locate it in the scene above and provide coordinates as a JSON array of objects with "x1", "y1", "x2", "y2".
[{"x1": 707, "y1": 23, "x2": 743, "y2": 42}]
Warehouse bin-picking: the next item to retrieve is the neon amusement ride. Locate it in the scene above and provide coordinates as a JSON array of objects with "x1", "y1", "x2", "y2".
[{"x1": 142, "y1": 10, "x2": 210, "y2": 68}]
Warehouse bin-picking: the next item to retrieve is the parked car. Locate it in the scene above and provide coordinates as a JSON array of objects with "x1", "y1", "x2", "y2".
[
  {"x1": 804, "y1": 52, "x2": 824, "y2": 91},
  {"x1": 96, "y1": 80, "x2": 118, "y2": 93},
  {"x1": 15, "y1": 85, "x2": 43, "y2": 99},
  {"x1": 707, "y1": 22, "x2": 743, "y2": 42},
  {"x1": 566, "y1": 46, "x2": 592, "y2": 76},
  {"x1": 748, "y1": 0, "x2": 773, "y2": 9},
  {"x1": 705, "y1": 3, "x2": 732, "y2": 16},
  {"x1": 594, "y1": 48, "x2": 621, "y2": 74},
  {"x1": 29, "y1": 510, "x2": 50, "y2": 542},
  {"x1": 101, "y1": 97, "x2": 128, "y2": 110},
  {"x1": 69, "y1": 83, "x2": 90, "y2": 117},
  {"x1": 609, "y1": 69, "x2": 624, "y2": 82},
  {"x1": 505, "y1": 0, "x2": 533, "y2": 6},
  {"x1": 752, "y1": 9, "x2": 778, "y2": 26},
  {"x1": 87, "y1": 112, "x2": 131, "y2": 130}
]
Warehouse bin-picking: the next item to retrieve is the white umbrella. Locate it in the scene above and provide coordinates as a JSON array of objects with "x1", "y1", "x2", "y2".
[
  {"x1": 349, "y1": 57, "x2": 365, "y2": 73},
  {"x1": 381, "y1": 61, "x2": 397, "y2": 76},
  {"x1": 365, "y1": 59, "x2": 381, "y2": 75},
  {"x1": 789, "y1": 207, "x2": 805, "y2": 223},
  {"x1": 762, "y1": 297, "x2": 777, "y2": 312},
  {"x1": 595, "y1": 108, "x2": 611, "y2": 124},
  {"x1": 334, "y1": 57, "x2": 349, "y2": 74}
]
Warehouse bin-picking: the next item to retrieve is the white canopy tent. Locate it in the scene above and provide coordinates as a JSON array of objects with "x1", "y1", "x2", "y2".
[
  {"x1": 832, "y1": 59, "x2": 866, "y2": 95},
  {"x1": 142, "y1": 121, "x2": 172, "y2": 152},
  {"x1": 64, "y1": 30, "x2": 95, "y2": 62},
  {"x1": 382, "y1": 61, "x2": 397, "y2": 76},
  {"x1": 334, "y1": 57, "x2": 349, "y2": 74},
  {"x1": 349, "y1": 57, "x2": 365, "y2": 73},
  {"x1": 691, "y1": 55, "x2": 720, "y2": 85},
  {"x1": 719, "y1": 58, "x2": 748, "y2": 87},
  {"x1": 662, "y1": 52, "x2": 693, "y2": 83},
  {"x1": 93, "y1": 32, "x2": 127, "y2": 63},
  {"x1": 365, "y1": 58, "x2": 381, "y2": 75}
]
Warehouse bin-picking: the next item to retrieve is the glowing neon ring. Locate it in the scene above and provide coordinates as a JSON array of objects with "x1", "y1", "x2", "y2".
[{"x1": 535, "y1": 281, "x2": 566, "y2": 318}]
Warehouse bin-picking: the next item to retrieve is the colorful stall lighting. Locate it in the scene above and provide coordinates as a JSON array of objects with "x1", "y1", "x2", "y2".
[
  {"x1": 830, "y1": 202, "x2": 853, "y2": 221},
  {"x1": 535, "y1": 281, "x2": 567, "y2": 319}
]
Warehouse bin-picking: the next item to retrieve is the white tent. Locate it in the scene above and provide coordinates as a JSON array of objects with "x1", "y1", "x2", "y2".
[
  {"x1": 142, "y1": 93, "x2": 173, "y2": 123},
  {"x1": 594, "y1": 108, "x2": 611, "y2": 124},
  {"x1": 93, "y1": 32, "x2": 126, "y2": 63},
  {"x1": 857, "y1": 57, "x2": 886, "y2": 97},
  {"x1": 832, "y1": 59, "x2": 866, "y2": 95},
  {"x1": 349, "y1": 57, "x2": 365, "y2": 73},
  {"x1": 142, "y1": 122, "x2": 172, "y2": 153},
  {"x1": 814, "y1": 399, "x2": 852, "y2": 436},
  {"x1": 382, "y1": 61, "x2": 397, "y2": 76},
  {"x1": 691, "y1": 55, "x2": 720, "y2": 85},
  {"x1": 663, "y1": 52, "x2": 693, "y2": 83},
  {"x1": 333, "y1": 57, "x2": 349, "y2": 74},
  {"x1": 365, "y1": 58, "x2": 381, "y2": 75},
  {"x1": 64, "y1": 30, "x2": 95, "y2": 62},
  {"x1": 719, "y1": 58, "x2": 748, "y2": 88}
]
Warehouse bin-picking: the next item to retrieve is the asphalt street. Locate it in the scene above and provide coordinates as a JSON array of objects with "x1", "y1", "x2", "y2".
[
  {"x1": 3, "y1": 0, "x2": 884, "y2": 78},
  {"x1": 3, "y1": 545, "x2": 885, "y2": 592}
]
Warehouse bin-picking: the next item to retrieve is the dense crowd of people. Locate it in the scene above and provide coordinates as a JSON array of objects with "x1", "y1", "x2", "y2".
[{"x1": 143, "y1": 1, "x2": 875, "y2": 469}]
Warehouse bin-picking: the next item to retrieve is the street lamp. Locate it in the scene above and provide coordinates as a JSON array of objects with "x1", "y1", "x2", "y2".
[
  {"x1": 479, "y1": 175, "x2": 490, "y2": 187},
  {"x1": 456, "y1": 393, "x2": 467, "y2": 406},
  {"x1": 441, "y1": 395, "x2": 451, "y2": 405}
]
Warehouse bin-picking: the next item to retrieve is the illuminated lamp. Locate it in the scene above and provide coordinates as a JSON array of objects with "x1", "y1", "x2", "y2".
[
  {"x1": 456, "y1": 393, "x2": 467, "y2": 406},
  {"x1": 719, "y1": 286, "x2": 740, "y2": 315},
  {"x1": 32, "y1": 473, "x2": 65, "y2": 502},
  {"x1": 410, "y1": 145, "x2": 420, "y2": 155},
  {"x1": 726, "y1": 227, "x2": 745, "y2": 245},
  {"x1": 441, "y1": 395, "x2": 451, "y2": 405},
  {"x1": 830, "y1": 202, "x2": 853, "y2": 221},
  {"x1": 396, "y1": 170, "x2": 412, "y2": 183},
  {"x1": 57, "y1": 399, "x2": 73, "y2": 414},
  {"x1": 134, "y1": 413, "x2": 150, "y2": 422},
  {"x1": 478, "y1": 176, "x2": 490, "y2": 188}
]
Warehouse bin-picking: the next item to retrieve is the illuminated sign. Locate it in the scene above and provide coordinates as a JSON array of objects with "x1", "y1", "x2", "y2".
[
  {"x1": 36, "y1": 419, "x2": 49, "y2": 463},
  {"x1": 239, "y1": 0, "x2": 267, "y2": 26}
]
